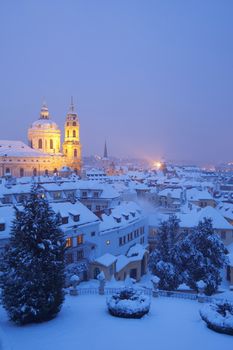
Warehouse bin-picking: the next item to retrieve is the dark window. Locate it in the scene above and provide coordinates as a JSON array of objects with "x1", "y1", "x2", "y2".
[
  {"x1": 0, "y1": 223, "x2": 5, "y2": 231},
  {"x1": 38, "y1": 139, "x2": 42, "y2": 149},
  {"x1": 77, "y1": 249, "x2": 84, "y2": 260},
  {"x1": 73, "y1": 122, "x2": 77, "y2": 126},
  {"x1": 62, "y1": 217, "x2": 69, "y2": 225},
  {"x1": 91, "y1": 231, "x2": 95, "y2": 237},
  {"x1": 73, "y1": 214, "x2": 80, "y2": 222},
  {"x1": 73, "y1": 130, "x2": 76, "y2": 138},
  {"x1": 74, "y1": 149, "x2": 77, "y2": 157},
  {"x1": 19, "y1": 168, "x2": 24, "y2": 177},
  {"x1": 50, "y1": 139, "x2": 53, "y2": 149},
  {"x1": 66, "y1": 253, "x2": 73, "y2": 264}
]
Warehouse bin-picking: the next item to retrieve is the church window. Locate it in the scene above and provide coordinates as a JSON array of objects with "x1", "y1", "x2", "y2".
[
  {"x1": 73, "y1": 130, "x2": 76, "y2": 138},
  {"x1": 74, "y1": 149, "x2": 77, "y2": 157},
  {"x1": 5, "y1": 168, "x2": 10, "y2": 174},
  {"x1": 50, "y1": 139, "x2": 53, "y2": 149},
  {"x1": 73, "y1": 122, "x2": 76, "y2": 126},
  {"x1": 33, "y1": 168, "x2": 37, "y2": 176},
  {"x1": 67, "y1": 130, "x2": 69, "y2": 138},
  {"x1": 38, "y1": 139, "x2": 42, "y2": 149},
  {"x1": 67, "y1": 122, "x2": 69, "y2": 126},
  {"x1": 20, "y1": 168, "x2": 24, "y2": 177},
  {"x1": 45, "y1": 169, "x2": 49, "y2": 176}
]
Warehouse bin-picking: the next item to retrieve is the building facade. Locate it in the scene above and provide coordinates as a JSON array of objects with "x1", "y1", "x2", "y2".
[{"x1": 0, "y1": 101, "x2": 82, "y2": 177}]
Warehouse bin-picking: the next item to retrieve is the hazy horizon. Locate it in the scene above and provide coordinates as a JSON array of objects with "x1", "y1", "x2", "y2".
[{"x1": 1, "y1": 0, "x2": 233, "y2": 164}]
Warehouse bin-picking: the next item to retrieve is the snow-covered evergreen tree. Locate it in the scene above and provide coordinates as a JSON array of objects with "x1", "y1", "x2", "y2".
[
  {"x1": 0, "y1": 187, "x2": 66, "y2": 324},
  {"x1": 174, "y1": 218, "x2": 227, "y2": 295},
  {"x1": 149, "y1": 215, "x2": 181, "y2": 290}
]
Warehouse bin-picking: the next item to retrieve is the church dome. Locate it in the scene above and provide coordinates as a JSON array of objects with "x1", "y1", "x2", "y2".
[
  {"x1": 28, "y1": 102, "x2": 61, "y2": 155},
  {"x1": 31, "y1": 119, "x2": 59, "y2": 130},
  {"x1": 30, "y1": 102, "x2": 59, "y2": 130}
]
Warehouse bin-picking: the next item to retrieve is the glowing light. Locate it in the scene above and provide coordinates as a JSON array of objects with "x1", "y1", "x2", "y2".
[{"x1": 153, "y1": 161, "x2": 162, "y2": 169}]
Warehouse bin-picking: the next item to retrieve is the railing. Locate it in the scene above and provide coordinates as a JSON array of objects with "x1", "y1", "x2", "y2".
[
  {"x1": 75, "y1": 286, "x2": 231, "y2": 303},
  {"x1": 158, "y1": 290, "x2": 198, "y2": 300},
  {"x1": 77, "y1": 288, "x2": 98, "y2": 295}
]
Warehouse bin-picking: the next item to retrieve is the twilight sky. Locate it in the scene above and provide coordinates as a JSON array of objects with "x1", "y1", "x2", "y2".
[{"x1": 0, "y1": 0, "x2": 233, "y2": 164}]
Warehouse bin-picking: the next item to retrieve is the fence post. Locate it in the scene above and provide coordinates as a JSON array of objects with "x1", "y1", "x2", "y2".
[
  {"x1": 97, "y1": 271, "x2": 106, "y2": 295},
  {"x1": 69, "y1": 274, "x2": 80, "y2": 296},
  {"x1": 151, "y1": 276, "x2": 160, "y2": 297},
  {"x1": 197, "y1": 280, "x2": 206, "y2": 303}
]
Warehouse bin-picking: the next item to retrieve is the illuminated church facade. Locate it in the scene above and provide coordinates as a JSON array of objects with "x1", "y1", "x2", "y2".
[{"x1": 0, "y1": 100, "x2": 82, "y2": 177}]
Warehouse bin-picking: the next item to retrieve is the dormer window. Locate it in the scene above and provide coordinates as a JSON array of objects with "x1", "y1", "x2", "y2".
[
  {"x1": 93, "y1": 191, "x2": 99, "y2": 198},
  {"x1": 82, "y1": 191, "x2": 87, "y2": 198},
  {"x1": 123, "y1": 214, "x2": 129, "y2": 220},
  {"x1": 61, "y1": 216, "x2": 69, "y2": 225},
  {"x1": 73, "y1": 214, "x2": 80, "y2": 222},
  {"x1": 114, "y1": 217, "x2": 121, "y2": 223}
]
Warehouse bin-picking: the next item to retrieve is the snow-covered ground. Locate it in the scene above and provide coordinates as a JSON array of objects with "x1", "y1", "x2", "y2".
[{"x1": 0, "y1": 295, "x2": 232, "y2": 350}]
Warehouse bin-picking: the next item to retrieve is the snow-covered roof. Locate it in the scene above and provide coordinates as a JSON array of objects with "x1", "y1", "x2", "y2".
[
  {"x1": 177, "y1": 206, "x2": 233, "y2": 230},
  {"x1": 216, "y1": 202, "x2": 233, "y2": 221},
  {"x1": 30, "y1": 119, "x2": 59, "y2": 130},
  {"x1": 94, "y1": 253, "x2": 117, "y2": 267},
  {"x1": 158, "y1": 188, "x2": 182, "y2": 199},
  {"x1": 0, "y1": 140, "x2": 49, "y2": 157},
  {"x1": 50, "y1": 202, "x2": 99, "y2": 228},
  {"x1": 99, "y1": 202, "x2": 143, "y2": 234},
  {"x1": 186, "y1": 188, "x2": 214, "y2": 201}
]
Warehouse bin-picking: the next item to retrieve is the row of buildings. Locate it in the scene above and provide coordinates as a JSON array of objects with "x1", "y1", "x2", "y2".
[{"x1": 0, "y1": 177, "x2": 149, "y2": 282}]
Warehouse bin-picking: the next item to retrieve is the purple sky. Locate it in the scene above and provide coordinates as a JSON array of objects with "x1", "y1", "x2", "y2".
[{"x1": 0, "y1": 0, "x2": 233, "y2": 164}]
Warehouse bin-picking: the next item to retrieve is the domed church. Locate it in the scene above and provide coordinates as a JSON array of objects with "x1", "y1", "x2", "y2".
[{"x1": 0, "y1": 100, "x2": 82, "y2": 177}]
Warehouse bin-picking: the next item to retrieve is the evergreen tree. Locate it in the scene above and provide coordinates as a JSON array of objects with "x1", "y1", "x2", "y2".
[
  {"x1": 174, "y1": 218, "x2": 227, "y2": 295},
  {"x1": 149, "y1": 215, "x2": 181, "y2": 290},
  {"x1": 0, "y1": 187, "x2": 66, "y2": 325}
]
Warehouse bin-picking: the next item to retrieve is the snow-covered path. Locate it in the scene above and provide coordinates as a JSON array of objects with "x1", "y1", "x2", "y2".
[{"x1": 0, "y1": 295, "x2": 232, "y2": 350}]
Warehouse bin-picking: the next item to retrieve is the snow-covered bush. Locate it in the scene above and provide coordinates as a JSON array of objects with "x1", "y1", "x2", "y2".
[
  {"x1": 107, "y1": 288, "x2": 150, "y2": 319},
  {"x1": 0, "y1": 187, "x2": 66, "y2": 325},
  {"x1": 200, "y1": 301, "x2": 233, "y2": 335}
]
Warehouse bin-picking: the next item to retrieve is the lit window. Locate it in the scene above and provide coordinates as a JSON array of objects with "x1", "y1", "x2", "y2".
[
  {"x1": 66, "y1": 237, "x2": 72, "y2": 248},
  {"x1": 77, "y1": 235, "x2": 83, "y2": 245},
  {"x1": 106, "y1": 240, "x2": 110, "y2": 245}
]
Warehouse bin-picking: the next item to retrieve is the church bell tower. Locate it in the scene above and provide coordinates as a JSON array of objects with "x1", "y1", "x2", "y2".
[{"x1": 63, "y1": 98, "x2": 82, "y2": 173}]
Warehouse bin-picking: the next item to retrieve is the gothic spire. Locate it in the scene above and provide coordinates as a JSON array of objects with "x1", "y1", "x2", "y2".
[{"x1": 104, "y1": 140, "x2": 108, "y2": 159}]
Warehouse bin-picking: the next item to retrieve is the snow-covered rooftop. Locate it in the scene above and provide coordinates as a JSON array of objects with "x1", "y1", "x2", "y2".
[{"x1": 0, "y1": 140, "x2": 49, "y2": 157}]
